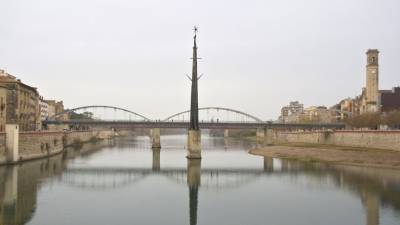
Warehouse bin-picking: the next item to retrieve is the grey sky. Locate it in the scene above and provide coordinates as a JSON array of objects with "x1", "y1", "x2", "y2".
[{"x1": 1, "y1": 0, "x2": 399, "y2": 120}]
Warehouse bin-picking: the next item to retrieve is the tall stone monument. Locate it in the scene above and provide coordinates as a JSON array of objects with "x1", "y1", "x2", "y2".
[{"x1": 187, "y1": 27, "x2": 201, "y2": 159}]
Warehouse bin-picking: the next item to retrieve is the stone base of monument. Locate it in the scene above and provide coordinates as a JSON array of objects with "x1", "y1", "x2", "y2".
[{"x1": 187, "y1": 130, "x2": 201, "y2": 159}]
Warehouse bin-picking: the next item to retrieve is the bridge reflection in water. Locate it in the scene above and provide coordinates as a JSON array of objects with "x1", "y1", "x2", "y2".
[{"x1": 0, "y1": 139, "x2": 400, "y2": 225}]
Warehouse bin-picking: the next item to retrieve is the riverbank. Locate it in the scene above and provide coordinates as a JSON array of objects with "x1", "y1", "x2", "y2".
[
  {"x1": 272, "y1": 130, "x2": 400, "y2": 151},
  {"x1": 249, "y1": 143, "x2": 400, "y2": 170},
  {"x1": 0, "y1": 130, "x2": 119, "y2": 165}
]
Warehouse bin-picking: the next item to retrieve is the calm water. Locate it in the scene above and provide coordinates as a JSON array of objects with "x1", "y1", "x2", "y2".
[{"x1": 0, "y1": 135, "x2": 399, "y2": 225}]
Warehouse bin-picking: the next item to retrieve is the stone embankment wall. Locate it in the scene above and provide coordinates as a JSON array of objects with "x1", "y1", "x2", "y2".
[
  {"x1": 274, "y1": 130, "x2": 400, "y2": 151},
  {"x1": 0, "y1": 133, "x2": 5, "y2": 161},
  {"x1": 1, "y1": 130, "x2": 115, "y2": 164},
  {"x1": 19, "y1": 132, "x2": 65, "y2": 161}
]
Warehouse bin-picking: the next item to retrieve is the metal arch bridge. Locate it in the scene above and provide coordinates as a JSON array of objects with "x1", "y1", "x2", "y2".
[
  {"x1": 163, "y1": 107, "x2": 263, "y2": 123},
  {"x1": 51, "y1": 105, "x2": 151, "y2": 121},
  {"x1": 44, "y1": 105, "x2": 345, "y2": 130},
  {"x1": 52, "y1": 105, "x2": 263, "y2": 123}
]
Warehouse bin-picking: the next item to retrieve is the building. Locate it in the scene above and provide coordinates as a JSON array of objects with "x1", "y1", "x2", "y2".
[
  {"x1": 279, "y1": 101, "x2": 335, "y2": 123},
  {"x1": 380, "y1": 87, "x2": 400, "y2": 112},
  {"x1": 302, "y1": 106, "x2": 334, "y2": 123},
  {"x1": 279, "y1": 101, "x2": 304, "y2": 123},
  {"x1": 39, "y1": 96, "x2": 49, "y2": 121},
  {"x1": 0, "y1": 69, "x2": 40, "y2": 131},
  {"x1": 357, "y1": 49, "x2": 400, "y2": 113},
  {"x1": 0, "y1": 84, "x2": 7, "y2": 132},
  {"x1": 334, "y1": 98, "x2": 355, "y2": 120},
  {"x1": 365, "y1": 49, "x2": 380, "y2": 112},
  {"x1": 45, "y1": 100, "x2": 67, "y2": 120},
  {"x1": 336, "y1": 49, "x2": 400, "y2": 119},
  {"x1": 346, "y1": 49, "x2": 381, "y2": 115}
]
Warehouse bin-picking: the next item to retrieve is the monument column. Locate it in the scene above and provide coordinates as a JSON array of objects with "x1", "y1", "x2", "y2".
[{"x1": 187, "y1": 27, "x2": 201, "y2": 159}]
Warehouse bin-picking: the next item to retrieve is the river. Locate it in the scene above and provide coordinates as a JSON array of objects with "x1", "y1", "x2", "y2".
[{"x1": 0, "y1": 135, "x2": 399, "y2": 225}]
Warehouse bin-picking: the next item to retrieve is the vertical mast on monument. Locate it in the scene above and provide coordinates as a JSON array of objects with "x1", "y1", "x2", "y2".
[{"x1": 189, "y1": 26, "x2": 199, "y2": 130}]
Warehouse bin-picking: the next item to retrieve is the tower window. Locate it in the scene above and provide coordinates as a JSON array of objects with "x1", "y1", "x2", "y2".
[{"x1": 371, "y1": 57, "x2": 376, "y2": 63}]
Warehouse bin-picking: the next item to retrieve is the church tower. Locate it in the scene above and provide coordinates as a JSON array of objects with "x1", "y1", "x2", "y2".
[{"x1": 365, "y1": 49, "x2": 379, "y2": 112}]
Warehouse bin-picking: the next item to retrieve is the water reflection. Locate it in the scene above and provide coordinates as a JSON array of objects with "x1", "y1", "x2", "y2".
[
  {"x1": 274, "y1": 158, "x2": 400, "y2": 225},
  {"x1": 263, "y1": 157, "x2": 274, "y2": 172},
  {"x1": 0, "y1": 140, "x2": 113, "y2": 225},
  {"x1": 152, "y1": 148, "x2": 161, "y2": 171},
  {"x1": 187, "y1": 159, "x2": 201, "y2": 225},
  {"x1": 0, "y1": 137, "x2": 399, "y2": 225}
]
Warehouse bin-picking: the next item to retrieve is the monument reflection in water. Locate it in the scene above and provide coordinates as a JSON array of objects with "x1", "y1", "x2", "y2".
[{"x1": 0, "y1": 136, "x2": 399, "y2": 225}]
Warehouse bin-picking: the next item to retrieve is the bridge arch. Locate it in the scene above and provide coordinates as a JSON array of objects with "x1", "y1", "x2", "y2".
[
  {"x1": 163, "y1": 107, "x2": 263, "y2": 123},
  {"x1": 61, "y1": 169, "x2": 148, "y2": 190},
  {"x1": 61, "y1": 168, "x2": 264, "y2": 190},
  {"x1": 50, "y1": 105, "x2": 151, "y2": 121}
]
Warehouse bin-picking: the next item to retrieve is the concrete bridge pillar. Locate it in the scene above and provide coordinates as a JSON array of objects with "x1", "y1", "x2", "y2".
[
  {"x1": 187, "y1": 130, "x2": 201, "y2": 159},
  {"x1": 263, "y1": 157, "x2": 274, "y2": 172},
  {"x1": 224, "y1": 129, "x2": 229, "y2": 138},
  {"x1": 152, "y1": 148, "x2": 161, "y2": 171},
  {"x1": 256, "y1": 127, "x2": 274, "y2": 146},
  {"x1": 5, "y1": 124, "x2": 19, "y2": 163},
  {"x1": 256, "y1": 127, "x2": 265, "y2": 144},
  {"x1": 151, "y1": 128, "x2": 161, "y2": 148},
  {"x1": 265, "y1": 128, "x2": 274, "y2": 146}
]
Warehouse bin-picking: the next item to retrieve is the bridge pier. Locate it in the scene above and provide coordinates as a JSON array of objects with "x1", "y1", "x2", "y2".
[
  {"x1": 5, "y1": 124, "x2": 19, "y2": 163},
  {"x1": 256, "y1": 128, "x2": 265, "y2": 144},
  {"x1": 265, "y1": 128, "x2": 274, "y2": 146},
  {"x1": 256, "y1": 127, "x2": 274, "y2": 146},
  {"x1": 224, "y1": 129, "x2": 229, "y2": 138},
  {"x1": 152, "y1": 148, "x2": 161, "y2": 171},
  {"x1": 187, "y1": 130, "x2": 201, "y2": 159},
  {"x1": 151, "y1": 128, "x2": 161, "y2": 148}
]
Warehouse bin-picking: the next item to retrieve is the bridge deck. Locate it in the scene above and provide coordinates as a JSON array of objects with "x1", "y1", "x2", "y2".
[{"x1": 44, "y1": 120, "x2": 345, "y2": 129}]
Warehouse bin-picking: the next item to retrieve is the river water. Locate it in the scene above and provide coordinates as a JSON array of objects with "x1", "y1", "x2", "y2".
[{"x1": 0, "y1": 135, "x2": 399, "y2": 225}]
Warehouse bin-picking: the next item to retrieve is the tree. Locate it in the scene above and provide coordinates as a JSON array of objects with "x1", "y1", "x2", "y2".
[
  {"x1": 70, "y1": 111, "x2": 94, "y2": 120},
  {"x1": 345, "y1": 112, "x2": 381, "y2": 129},
  {"x1": 383, "y1": 110, "x2": 400, "y2": 129}
]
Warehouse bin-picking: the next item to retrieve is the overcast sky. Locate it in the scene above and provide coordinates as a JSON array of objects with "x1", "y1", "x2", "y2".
[{"x1": 1, "y1": 0, "x2": 399, "y2": 120}]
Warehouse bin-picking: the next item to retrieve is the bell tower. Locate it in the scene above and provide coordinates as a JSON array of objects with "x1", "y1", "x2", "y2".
[{"x1": 365, "y1": 49, "x2": 379, "y2": 112}]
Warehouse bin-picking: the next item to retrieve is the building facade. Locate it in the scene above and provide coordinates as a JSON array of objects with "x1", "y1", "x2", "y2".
[
  {"x1": 302, "y1": 106, "x2": 334, "y2": 123},
  {"x1": 45, "y1": 100, "x2": 67, "y2": 120},
  {"x1": 380, "y1": 87, "x2": 400, "y2": 112},
  {"x1": 0, "y1": 70, "x2": 40, "y2": 131},
  {"x1": 39, "y1": 96, "x2": 49, "y2": 121},
  {"x1": 279, "y1": 101, "x2": 304, "y2": 123},
  {"x1": 0, "y1": 84, "x2": 7, "y2": 132}
]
